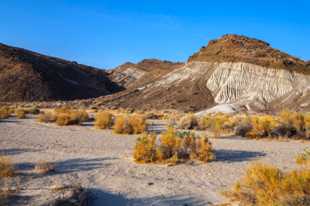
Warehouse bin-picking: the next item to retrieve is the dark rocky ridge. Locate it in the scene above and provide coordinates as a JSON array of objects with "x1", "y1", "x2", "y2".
[{"x1": 0, "y1": 43, "x2": 122, "y2": 101}]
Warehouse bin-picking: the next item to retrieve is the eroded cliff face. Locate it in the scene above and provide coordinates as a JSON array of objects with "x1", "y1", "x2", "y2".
[
  {"x1": 151, "y1": 61, "x2": 310, "y2": 111},
  {"x1": 206, "y1": 62, "x2": 309, "y2": 104}
]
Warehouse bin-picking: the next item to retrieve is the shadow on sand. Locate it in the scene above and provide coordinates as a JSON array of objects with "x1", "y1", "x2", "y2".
[
  {"x1": 0, "y1": 148, "x2": 39, "y2": 156},
  {"x1": 15, "y1": 157, "x2": 117, "y2": 176},
  {"x1": 214, "y1": 149, "x2": 266, "y2": 163},
  {"x1": 89, "y1": 188, "x2": 209, "y2": 206}
]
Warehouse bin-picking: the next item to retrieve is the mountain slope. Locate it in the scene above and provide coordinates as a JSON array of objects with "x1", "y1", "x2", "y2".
[
  {"x1": 0, "y1": 43, "x2": 122, "y2": 101},
  {"x1": 95, "y1": 34, "x2": 310, "y2": 112}
]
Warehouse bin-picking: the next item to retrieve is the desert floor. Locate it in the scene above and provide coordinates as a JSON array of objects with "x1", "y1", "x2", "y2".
[{"x1": 1, "y1": 117, "x2": 309, "y2": 206}]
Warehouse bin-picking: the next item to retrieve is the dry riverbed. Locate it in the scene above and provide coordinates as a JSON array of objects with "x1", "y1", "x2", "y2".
[{"x1": 1, "y1": 118, "x2": 309, "y2": 206}]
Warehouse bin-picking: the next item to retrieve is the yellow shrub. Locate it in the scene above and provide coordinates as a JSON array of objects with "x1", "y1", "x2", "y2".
[
  {"x1": 0, "y1": 156, "x2": 14, "y2": 178},
  {"x1": 0, "y1": 107, "x2": 10, "y2": 119},
  {"x1": 56, "y1": 113, "x2": 72, "y2": 126},
  {"x1": 113, "y1": 115, "x2": 146, "y2": 134},
  {"x1": 95, "y1": 111, "x2": 113, "y2": 129},
  {"x1": 196, "y1": 137, "x2": 215, "y2": 162},
  {"x1": 34, "y1": 161, "x2": 55, "y2": 174},
  {"x1": 24, "y1": 106, "x2": 40, "y2": 114},
  {"x1": 128, "y1": 115, "x2": 146, "y2": 134},
  {"x1": 133, "y1": 128, "x2": 214, "y2": 164},
  {"x1": 15, "y1": 109, "x2": 27, "y2": 119},
  {"x1": 178, "y1": 114, "x2": 198, "y2": 130},
  {"x1": 198, "y1": 115, "x2": 213, "y2": 130},
  {"x1": 69, "y1": 110, "x2": 89, "y2": 122},
  {"x1": 296, "y1": 149, "x2": 310, "y2": 166},
  {"x1": 160, "y1": 127, "x2": 177, "y2": 149},
  {"x1": 113, "y1": 115, "x2": 133, "y2": 134},
  {"x1": 53, "y1": 109, "x2": 89, "y2": 126},
  {"x1": 198, "y1": 113, "x2": 237, "y2": 137},
  {"x1": 279, "y1": 110, "x2": 306, "y2": 133},
  {"x1": 225, "y1": 163, "x2": 310, "y2": 206},
  {"x1": 37, "y1": 112, "x2": 56, "y2": 123},
  {"x1": 246, "y1": 115, "x2": 278, "y2": 139},
  {"x1": 133, "y1": 134, "x2": 157, "y2": 163},
  {"x1": 54, "y1": 107, "x2": 72, "y2": 114}
]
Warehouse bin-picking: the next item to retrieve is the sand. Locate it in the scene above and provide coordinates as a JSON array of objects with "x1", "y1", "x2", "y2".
[{"x1": 1, "y1": 117, "x2": 309, "y2": 206}]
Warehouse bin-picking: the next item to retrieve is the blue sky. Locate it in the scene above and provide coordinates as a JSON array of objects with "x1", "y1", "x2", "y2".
[{"x1": 0, "y1": 1, "x2": 309, "y2": 68}]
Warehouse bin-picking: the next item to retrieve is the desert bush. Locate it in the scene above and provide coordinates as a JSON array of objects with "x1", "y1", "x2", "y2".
[
  {"x1": 113, "y1": 115, "x2": 133, "y2": 134},
  {"x1": 54, "y1": 107, "x2": 73, "y2": 114},
  {"x1": 113, "y1": 115, "x2": 146, "y2": 134},
  {"x1": 128, "y1": 115, "x2": 146, "y2": 134},
  {"x1": 279, "y1": 110, "x2": 307, "y2": 136},
  {"x1": 296, "y1": 148, "x2": 310, "y2": 166},
  {"x1": 235, "y1": 123, "x2": 252, "y2": 137},
  {"x1": 197, "y1": 115, "x2": 213, "y2": 130},
  {"x1": 197, "y1": 113, "x2": 237, "y2": 137},
  {"x1": 305, "y1": 113, "x2": 310, "y2": 138},
  {"x1": 224, "y1": 163, "x2": 310, "y2": 206},
  {"x1": 0, "y1": 156, "x2": 16, "y2": 206},
  {"x1": 0, "y1": 107, "x2": 11, "y2": 119},
  {"x1": 55, "y1": 113, "x2": 77, "y2": 126},
  {"x1": 133, "y1": 128, "x2": 214, "y2": 164},
  {"x1": 95, "y1": 111, "x2": 114, "y2": 129},
  {"x1": 247, "y1": 115, "x2": 278, "y2": 138},
  {"x1": 178, "y1": 114, "x2": 199, "y2": 130},
  {"x1": 53, "y1": 109, "x2": 89, "y2": 126},
  {"x1": 34, "y1": 161, "x2": 55, "y2": 175},
  {"x1": 69, "y1": 110, "x2": 89, "y2": 122},
  {"x1": 37, "y1": 112, "x2": 56, "y2": 123},
  {"x1": 234, "y1": 115, "x2": 278, "y2": 139},
  {"x1": 23, "y1": 106, "x2": 40, "y2": 115},
  {"x1": 0, "y1": 156, "x2": 14, "y2": 178},
  {"x1": 133, "y1": 134, "x2": 157, "y2": 163},
  {"x1": 15, "y1": 109, "x2": 27, "y2": 119}
]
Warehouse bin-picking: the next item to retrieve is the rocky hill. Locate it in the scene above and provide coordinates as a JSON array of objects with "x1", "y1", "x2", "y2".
[
  {"x1": 1, "y1": 35, "x2": 309, "y2": 112},
  {"x1": 0, "y1": 43, "x2": 121, "y2": 101},
  {"x1": 94, "y1": 34, "x2": 310, "y2": 112},
  {"x1": 108, "y1": 59, "x2": 183, "y2": 88}
]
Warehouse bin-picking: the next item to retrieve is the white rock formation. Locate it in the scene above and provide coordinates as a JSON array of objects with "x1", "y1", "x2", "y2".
[{"x1": 151, "y1": 61, "x2": 310, "y2": 110}]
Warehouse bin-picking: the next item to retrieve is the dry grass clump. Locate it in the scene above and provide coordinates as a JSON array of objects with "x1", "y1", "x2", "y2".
[
  {"x1": 24, "y1": 106, "x2": 40, "y2": 114},
  {"x1": 0, "y1": 107, "x2": 11, "y2": 119},
  {"x1": 95, "y1": 111, "x2": 114, "y2": 129},
  {"x1": 178, "y1": 114, "x2": 199, "y2": 130},
  {"x1": 55, "y1": 113, "x2": 79, "y2": 126},
  {"x1": 37, "y1": 112, "x2": 56, "y2": 123},
  {"x1": 246, "y1": 115, "x2": 278, "y2": 139},
  {"x1": 34, "y1": 161, "x2": 55, "y2": 175},
  {"x1": 55, "y1": 109, "x2": 89, "y2": 126},
  {"x1": 197, "y1": 113, "x2": 237, "y2": 138},
  {"x1": 128, "y1": 115, "x2": 146, "y2": 134},
  {"x1": 133, "y1": 128, "x2": 215, "y2": 164},
  {"x1": 0, "y1": 156, "x2": 16, "y2": 205},
  {"x1": 224, "y1": 163, "x2": 310, "y2": 206},
  {"x1": 296, "y1": 149, "x2": 310, "y2": 166},
  {"x1": 37, "y1": 109, "x2": 89, "y2": 126},
  {"x1": 15, "y1": 109, "x2": 27, "y2": 119},
  {"x1": 0, "y1": 156, "x2": 14, "y2": 178},
  {"x1": 234, "y1": 112, "x2": 310, "y2": 140},
  {"x1": 113, "y1": 115, "x2": 146, "y2": 134}
]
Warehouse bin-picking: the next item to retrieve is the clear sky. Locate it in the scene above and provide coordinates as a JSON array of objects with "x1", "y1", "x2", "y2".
[{"x1": 0, "y1": 0, "x2": 309, "y2": 69}]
